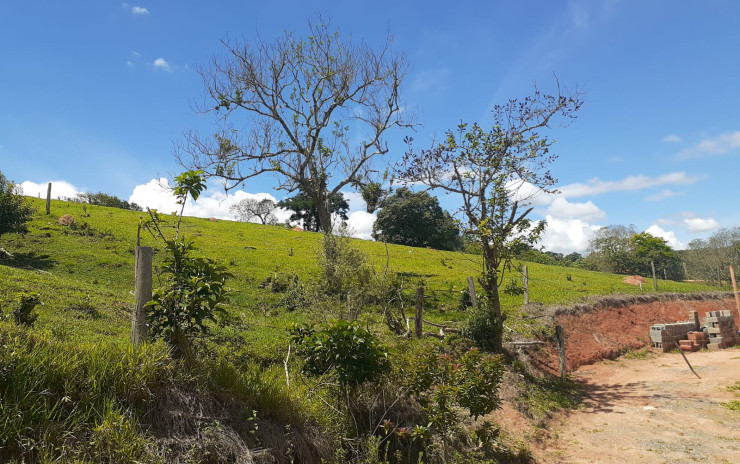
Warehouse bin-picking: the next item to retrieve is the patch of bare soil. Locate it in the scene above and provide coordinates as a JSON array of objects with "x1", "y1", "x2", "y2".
[
  {"x1": 532, "y1": 348, "x2": 740, "y2": 464},
  {"x1": 514, "y1": 294, "x2": 740, "y2": 463}
]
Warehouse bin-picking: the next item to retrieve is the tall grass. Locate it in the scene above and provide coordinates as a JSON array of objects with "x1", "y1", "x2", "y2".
[{"x1": 0, "y1": 321, "x2": 171, "y2": 463}]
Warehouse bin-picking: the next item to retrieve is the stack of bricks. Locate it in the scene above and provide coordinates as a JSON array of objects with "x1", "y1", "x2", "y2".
[
  {"x1": 679, "y1": 331, "x2": 708, "y2": 351},
  {"x1": 650, "y1": 320, "x2": 699, "y2": 352},
  {"x1": 703, "y1": 310, "x2": 740, "y2": 351}
]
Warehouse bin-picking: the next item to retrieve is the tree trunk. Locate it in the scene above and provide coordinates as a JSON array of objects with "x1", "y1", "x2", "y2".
[{"x1": 480, "y1": 243, "x2": 505, "y2": 352}]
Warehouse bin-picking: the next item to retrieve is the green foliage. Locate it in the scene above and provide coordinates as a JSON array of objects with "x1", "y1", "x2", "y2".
[
  {"x1": 503, "y1": 278, "x2": 525, "y2": 296},
  {"x1": 583, "y1": 227, "x2": 684, "y2": 280},
  {"x1": 146, "y1": 238, "x2": 232, "y2": 356},
  {"x1": 405, "y1": 348, "x2": 504, "y2": 423},
  {"x1": 278, "y1": 189, "x2": 349, "y2": 232},
  {"x1": 143, "y1": 170, "x2": 232, "y2": 357},
  {"x1": 357, "y1": 181, "x2": 387, "y2": 214},
  {"x1": 722, "y1": 400, "x2": 740, "y2": 411},
  {"x1": 464, "y1": 303, "x2": 502, "y2": 351},
  {"x1": 372, "y1": 187, "x2": 462, "y2": 251},
  {"x1": 290, "y1": 320, "x2": 390, "y2": 388},
  {"x1": 682, "y1": 227, "x2": 740, "y2": 285},
  {"x1": 0, "y1": 170, "x2": 35, "y2": 241},
  {"x1": 73, "y1": 191, "x2": 142, "y2": 211},
  {"x1": 0, "y1": 321, "x2": 170, "y2": 463},
  {"x1": 11, "y1": 291, "x2": 42, "y2": 326}
]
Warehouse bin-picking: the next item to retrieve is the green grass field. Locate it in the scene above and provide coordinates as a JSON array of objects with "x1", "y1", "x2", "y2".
[{"x1": 0, "y1": 197, "x2": 726, "y2": 463}]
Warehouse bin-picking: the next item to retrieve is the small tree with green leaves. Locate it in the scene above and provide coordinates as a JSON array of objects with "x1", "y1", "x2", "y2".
[
  {"x1": 399, "y1": 83, "x2": 582, "y2": 351},
  {"x1": 0, "y1": 171, "x2": 34, "y2": 244},
  {"x1": 142, "y1": 170, "x2": 231, "y2": 358}
]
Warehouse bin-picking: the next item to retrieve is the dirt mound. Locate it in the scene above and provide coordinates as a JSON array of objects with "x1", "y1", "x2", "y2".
[
  {"x1": 534, "y1": 293, "x2": 737, "y2": 374},
  {"x1": 622, "y1": 275, "x2": 646, "y2": 286}
]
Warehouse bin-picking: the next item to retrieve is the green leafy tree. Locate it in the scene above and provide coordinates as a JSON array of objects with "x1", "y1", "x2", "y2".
[
  {"x1": 278, "y1": 190, "x2": 349, "y2": 232},
  {"x1": 630, "y1": 232, "x2": 683, "y2": 280},
  {"x1": 75, "y1": 191, "x2": 142, "y2": 211},
  {"x1": 178, "y1": 16, "x2": 410, "y2": 258},
  {"x1": 143, "y1": 170, "x2": 231, "y2": 358},
  {"x1": 399, "y1": 83, "x2": 582, "y2": 351},
  {"x1": 683, "y1": 227, "x2": 740, "y2": 285},
  {"x1": 0, "y1": 171, "x2": 34, "y2": 242},
  {"x1": 372, "y1": 187, "x2": 461, "y2": 251},
  {"x1": 582, "y1": 224, "x2": 638, "y2": 274}
]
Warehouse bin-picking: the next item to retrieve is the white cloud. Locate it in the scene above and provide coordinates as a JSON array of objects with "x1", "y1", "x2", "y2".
[
  {"x1": 644, "y1": 189, "x2": 682, "y2": 202},
  {"x1": 344, "y1": 211, "x2": 376, "y2": 241},
  {"x1": 132, "y1": 6, "x2": 150, "y2": 15},
  {"x1": 545, "y1": 197, "x2": 606, "y2": 222},
  {"x1": 645, "y1": 225, "x2": 684, "y2": 249},
  {"x1": 559, "y1": 171, "x2": 699, "y2": 198},
  {"x1": 341, "y1": 190, "x2": 367, "y2": 213},
  {"x1": 19, "y1": 180, "x2": 82, "y2": 200},
  {"x1": 537, "y1": 216, "x2": 601, "y2": 254},
  {"x1": 676, "y1": 131, "x2": 740, "y2": 159},
  {"x1": 126, "y1": 60, "x2": 135, "y2": 68},
  {"x1": 128, "y1": 178, "x2": 293, "y2": 223},
  {"x1": 153, "y1": 58, "x2": 172, "y2": 73},
  {"x1": 662, "y1": 134, "x2": 682, "y2": 143},
  {"x1": 683, "y1": 216, "x2": 720, "y2": 233}
]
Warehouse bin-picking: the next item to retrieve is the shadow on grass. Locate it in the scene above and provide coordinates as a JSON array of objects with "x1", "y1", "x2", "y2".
[{"x1": 0, "y1": 252, "x2": 56, "y2": 271}]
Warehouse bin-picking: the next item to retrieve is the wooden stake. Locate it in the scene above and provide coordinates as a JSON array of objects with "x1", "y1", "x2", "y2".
[
  {"x1": 556, "y1": 325, "x2": 567, "y2": 378},
  {"x1": 132, "y1": 246, "x2": 152, "y2": 346},
  {"x1": 651, "y1": 260, "x2": 658, "y2": 291},
  {"x1": 523, "y1": 265, "x2": 530, "y2": 305},
  {"x1": 45, "y1": 182, "x2": 52, "y2": 215},
  {"x1": 467, "y1": 276, "x2": 477, "y2": 307},
  {"x1": 415, "y1": 286, "x2": 424, "y2": 338},
  {"x1": 730, "y1": 265, "x2": 740, "y2": 319}
]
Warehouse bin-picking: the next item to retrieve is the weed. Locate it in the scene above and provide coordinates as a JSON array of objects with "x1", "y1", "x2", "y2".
[{"x1": 722, "y1": 400, "x2": 740, "y2": 411}]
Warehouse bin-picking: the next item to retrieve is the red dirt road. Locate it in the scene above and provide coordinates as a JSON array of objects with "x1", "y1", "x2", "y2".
[{"x1": 533, "y1": 348, "x2": 740, "y2": 463}]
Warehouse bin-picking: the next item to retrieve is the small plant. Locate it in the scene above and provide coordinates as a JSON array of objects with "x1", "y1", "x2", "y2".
[
  {"x1": 290, "y1": 320, "x2": 390, "y2": 389},
  {"x1": 458, "y1": 288, "x2": 473, "y2": 311},
  {"x1": 722, "y1": 400, "x2": 740, "y2": 411},
  {"x1": 143, "y1": 170, "x2": 232, "y2": 358},
  {"x1": 12, "y1": 291, "x2": 42, "y2": 326},
  {"x1": 503, "y1": 278, "x2": 524, "y2": 296}
]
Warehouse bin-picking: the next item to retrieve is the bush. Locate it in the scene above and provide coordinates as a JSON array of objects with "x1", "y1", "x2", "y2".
[{"x1": 290, "y1": 320, "x2": 390, "y2": 389}]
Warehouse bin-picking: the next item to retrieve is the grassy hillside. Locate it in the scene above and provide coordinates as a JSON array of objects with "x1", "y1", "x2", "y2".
[{"x1": 0, "y1": 197, "x2": 724, "y2": 463}]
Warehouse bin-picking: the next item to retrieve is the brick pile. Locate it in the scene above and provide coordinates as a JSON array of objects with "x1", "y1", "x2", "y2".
[
  {"x1": 649, "y1": 310, "x2": 739, "y2": 352},
  {"x1": 703, "y1": 310, "x2": 740, "y2": 351}
]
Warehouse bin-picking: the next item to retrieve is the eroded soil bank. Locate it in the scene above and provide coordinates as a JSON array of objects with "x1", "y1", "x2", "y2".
[
  {"x1": 516, "y1": 293, "x2": 740, "y2": 463},
  {"x1": 534, "y1": 293, "x2": 737, "y2": 373}
]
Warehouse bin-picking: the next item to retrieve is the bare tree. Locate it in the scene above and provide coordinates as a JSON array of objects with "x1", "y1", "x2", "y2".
[
  {"x1": 178, "y1": 16, "x2": 410, "y2": 249},
  {"x1": 229, "y1": 198, "x2": 277, "y2": 225},
  {"x1": 399, "y1": 82, "x2": 582, "y2": 351}
]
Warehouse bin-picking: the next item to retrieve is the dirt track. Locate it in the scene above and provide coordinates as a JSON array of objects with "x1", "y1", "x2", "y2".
[{"x1": 532, "y1": 347, "x2": 740, "y2": 463}]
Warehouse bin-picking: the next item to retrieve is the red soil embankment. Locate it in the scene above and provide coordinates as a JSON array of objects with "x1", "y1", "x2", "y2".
[{"x1": 534, "y1": 293, "x2": 738, "y2": 374}]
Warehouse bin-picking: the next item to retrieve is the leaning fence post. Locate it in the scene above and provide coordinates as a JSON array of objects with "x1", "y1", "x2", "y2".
[
  {"x1": 467, "y1": 276, "x2": 478, "y2": 307},
  {"x1": 523, "y1": 265, "x2": 530, "y2": 305},
  {"x1": 45, "y1": 182, "x2": 52, "y2": 215},
  {"x1": 132, "y1": 246, "x2": 152, "y2": 346},
  {"x1": 651, "y1": 260, "x2": 658, "y2": 291},
  {"x1": 415, "y1": 286, "x2": 424, "y2": 338},
  {"x1": 556, "y1": 325, "x2": 567, "y2": 379}
]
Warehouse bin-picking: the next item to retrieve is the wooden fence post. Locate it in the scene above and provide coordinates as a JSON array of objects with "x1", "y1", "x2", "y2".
[
  {"x1": 415, "y1": 286, "x2": 424, "y2": 338},
  {"x1": 730, "y1": 265, "x2": 740, "y2": 320},
  {"x1": 45, "y1": 182, "x2": 52, "y2": 215},
  {"x1": 132, "y1": 246, "x2": 152, "y2": 346},
  {"x1": 651, "y1": 260, "x2": 658, "y2": 291},
  {"x1": 556, "y1": 325, "x2": 567, "y2": 378},
  {"x1": 523, "y1": 265, "x2": 529, "y2": 305},
  {"x1": 467, "y1": 276, "x2": 478, "y2": 307}
]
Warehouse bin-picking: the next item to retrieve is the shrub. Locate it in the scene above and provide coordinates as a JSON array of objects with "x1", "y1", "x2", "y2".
[
  {"x1": 290, "y1": 320, "x2": 390, "y2": 389},
  {"x1": 58, "y1": 214, "x2": 75, "y2": 226}
]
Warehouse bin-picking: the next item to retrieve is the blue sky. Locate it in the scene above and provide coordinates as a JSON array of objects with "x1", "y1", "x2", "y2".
[{"x1": 2, "y1": 0, "x2": 739, "y2": 253}]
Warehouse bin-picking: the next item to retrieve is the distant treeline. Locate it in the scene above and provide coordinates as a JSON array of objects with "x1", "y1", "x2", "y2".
[{"x1": 62, "y1": 192, "x2": 142, "y2": 211}]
